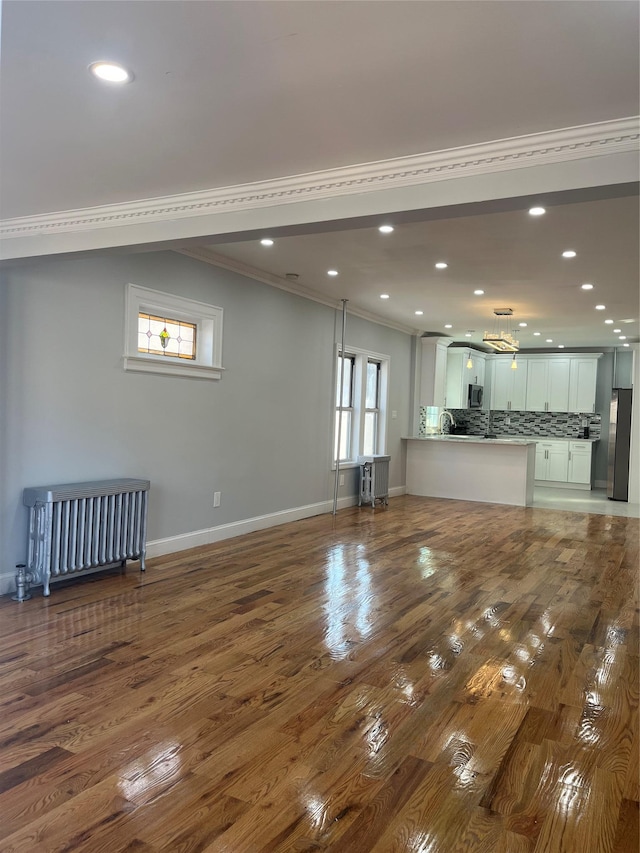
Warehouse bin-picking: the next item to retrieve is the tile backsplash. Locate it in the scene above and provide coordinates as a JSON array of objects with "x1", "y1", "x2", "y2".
[
  {"x1": 418, "y1": 406, "x2": 601, "y2": 438},
  {"x1": 446, "y1": 409, "x2": 601, "y2": 439}
]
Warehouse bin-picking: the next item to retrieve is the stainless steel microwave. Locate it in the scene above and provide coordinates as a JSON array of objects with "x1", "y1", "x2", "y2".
[{"x1": 468, "y1": 384, "x2": 483, "y2": 408}]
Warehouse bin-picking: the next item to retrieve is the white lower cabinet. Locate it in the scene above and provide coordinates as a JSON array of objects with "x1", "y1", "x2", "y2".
[
  {"x1": 535, "y1": 441, "x2": 569, "y2": 482},
  {"x1": 534, "y1": 440, "x2": 593, "y2": 487},
  {"x1": 567, "y1": 442, "x2": 593, "y2": 485}
]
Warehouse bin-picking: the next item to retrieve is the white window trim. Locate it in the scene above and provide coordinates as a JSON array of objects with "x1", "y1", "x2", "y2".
[
  {"x1": 123, "y1": 283, "x2": 224, "y2": 380},
  {"x1": 333, "y1": 343, "x2": 389, "y2": 469}
]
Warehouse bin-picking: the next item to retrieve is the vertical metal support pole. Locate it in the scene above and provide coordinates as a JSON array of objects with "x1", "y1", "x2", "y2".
[{"x1": 333, "y1": 299, "x2": 348, "y2": 515}]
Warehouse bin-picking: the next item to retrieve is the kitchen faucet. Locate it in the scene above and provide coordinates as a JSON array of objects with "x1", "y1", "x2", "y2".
[{"x1": 439, "y1": 410, "x2": 456, "y2": 434}]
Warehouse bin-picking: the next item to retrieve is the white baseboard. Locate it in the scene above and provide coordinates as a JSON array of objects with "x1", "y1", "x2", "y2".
[
  {"x1": 0, "y1": 488, "x2": 407, "y2": 597},
  {"x1": 0, "y1": 572, "x2": 17, "y2": 598},
  {"x1": 147, "y1": 486, "x2": 406, "y2": 559}
]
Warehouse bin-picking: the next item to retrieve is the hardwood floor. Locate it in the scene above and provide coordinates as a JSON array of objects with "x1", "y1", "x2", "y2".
[{"x1": 0, "y1": 495, "x2": 638, "y2": 852}]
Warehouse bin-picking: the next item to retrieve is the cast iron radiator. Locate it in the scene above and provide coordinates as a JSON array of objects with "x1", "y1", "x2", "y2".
[
  {"x1": 357, "y1": 455, "x2": 390, "y2": 507},
  {"x1": 23, "y1": 478, "x2": 150, "y2": 596}
]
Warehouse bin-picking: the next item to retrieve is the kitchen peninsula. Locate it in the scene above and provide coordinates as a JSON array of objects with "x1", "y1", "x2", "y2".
[{"x1": 403, "y1": 436, "x2": 536, "y2": 507}]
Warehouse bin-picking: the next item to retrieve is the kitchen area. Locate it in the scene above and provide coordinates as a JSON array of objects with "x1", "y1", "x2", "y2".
[{"x1": 404, "y1": 337, "x2": 636, "y2": 512}]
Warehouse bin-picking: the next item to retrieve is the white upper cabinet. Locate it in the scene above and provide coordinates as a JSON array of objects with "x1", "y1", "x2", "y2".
[
  {"x1": 445, "y1": 349, "x2": 486, "y2": 408},
  {"x1": 526, "y1": 360, "x2": 549, "y2": 411},
  {"x1": 568, "y1": 358, "x2": 599, "y2": 413},
  {"x1": 419, "y1": 338, "x2": 450, "y2": 408},
  {"x1": 490, "y1": 356, "x2": 528, "y2": 411},
  {"x1": 492, "y1": 353, "x2": 601, "y2": 413},
  {"x1": 526, "y1": 358, "x2": 570, "y2": 412},
  {"x1": 469, "y1": 352, "x2": 485, "y2": 387}
]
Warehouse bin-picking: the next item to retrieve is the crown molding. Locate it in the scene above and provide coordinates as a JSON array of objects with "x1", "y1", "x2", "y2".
[
  {"x1": 177, "y1": 247, "x2": 419, "y2": 336},
  {"x1": 1, "y1": 117, "x2": 637, "y2": 241}
]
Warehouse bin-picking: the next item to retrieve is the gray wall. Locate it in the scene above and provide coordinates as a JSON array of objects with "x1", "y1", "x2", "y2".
[{"x1": 0, "y1": 251, "x2": 412, "y2": 591}]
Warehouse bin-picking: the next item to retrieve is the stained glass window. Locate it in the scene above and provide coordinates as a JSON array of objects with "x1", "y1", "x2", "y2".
[{"x1": 137, "y1": 313, "x2": 197, "y2": 360}]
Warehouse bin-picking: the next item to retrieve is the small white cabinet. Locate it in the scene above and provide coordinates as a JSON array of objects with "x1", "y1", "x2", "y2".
[
  {"x1": 567, "y1": 441, "x2": 593, "y2": 484},
  {"x1": 490, "y1": 356, "x2": 528, "y2": 411},
  {"x1": 445, "y1": 349, "x2": 486, "y2": 409}
]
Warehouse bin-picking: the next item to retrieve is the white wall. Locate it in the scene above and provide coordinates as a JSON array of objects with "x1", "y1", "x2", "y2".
[{"x1": 0, "y1": 251, "x2": 412, "y2": 594}]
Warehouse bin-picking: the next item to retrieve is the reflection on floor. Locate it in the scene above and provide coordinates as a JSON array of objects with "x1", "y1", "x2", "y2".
[{"x1": 533, "y1": 486, "x2": 640, "y2": 518}]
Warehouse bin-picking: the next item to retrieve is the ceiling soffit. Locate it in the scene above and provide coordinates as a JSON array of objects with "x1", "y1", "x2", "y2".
[{"x1": 0, "y1": 117, "x2": 638, "y2": 261}]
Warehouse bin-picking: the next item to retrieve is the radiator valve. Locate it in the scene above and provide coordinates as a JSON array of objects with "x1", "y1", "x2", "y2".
[{"x1": 12, "y1": 564, "x2": 33, "y2": 602}]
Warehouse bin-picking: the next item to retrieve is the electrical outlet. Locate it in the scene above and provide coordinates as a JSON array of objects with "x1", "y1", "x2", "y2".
[
  {"x1": 213, "y1": 491, "x2": 221, "y2": 507},
  {"x1": 392, "y1": 410, "x2": 397, "y2": 419},
  {"x1": 339, "y1": 474, "x2": 345, "y2": 486}
]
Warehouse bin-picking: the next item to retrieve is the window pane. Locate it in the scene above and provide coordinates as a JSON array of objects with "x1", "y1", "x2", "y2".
[
  {"x1": 336, "y1": 355, "x2": 353, "y2": 407},
  {"x1": 366, "y1": 361, "x2": 379, "y2": 408},
  {"x1": 334, "y1": 410, "x2": 352, "y2": 461},
  {"x1": 363, "y1": 412, "x2": 377, "y2": 456},
  {"x1": 137, "y1": 312, "x2": 196, "y2": 359}
]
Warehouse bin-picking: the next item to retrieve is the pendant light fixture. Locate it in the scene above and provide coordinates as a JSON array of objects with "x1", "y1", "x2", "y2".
[
  {"x1": 483, "y1": 309, "x2": 519, "y2": 353},
  {"x1": 511, "y1": 353, "x2": 518, "y2": 370}
]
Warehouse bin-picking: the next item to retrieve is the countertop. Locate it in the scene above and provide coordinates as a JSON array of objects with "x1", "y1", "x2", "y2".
[
  {"x1": 402, "y1": 435, "x2": 535, "y2": 446},
  {"x1": 403, "y1": 434, "x2": 598, "y2": 444}
]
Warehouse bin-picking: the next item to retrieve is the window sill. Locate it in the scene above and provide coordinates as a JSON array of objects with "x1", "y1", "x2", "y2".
[
  {"x1": 123, "y1": 356, "x2": 224, "y2": 381},
  {"x1": 330, "y1": 461, "x2": 360, "y2": 471}
]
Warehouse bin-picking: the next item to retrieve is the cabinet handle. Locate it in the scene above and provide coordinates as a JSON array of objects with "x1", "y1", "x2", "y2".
[{"x1": 569, "y1": 451, "x2": 572, "y2": 460}]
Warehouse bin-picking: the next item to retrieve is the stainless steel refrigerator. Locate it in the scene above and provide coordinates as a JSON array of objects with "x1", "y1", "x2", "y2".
[{"x1": 607, "y1": 388, "x2": 633, "y2": 501}]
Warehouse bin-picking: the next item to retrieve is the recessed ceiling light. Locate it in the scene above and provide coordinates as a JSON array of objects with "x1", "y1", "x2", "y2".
[
  {"x1": 533, "y1": 332, "x2": 541, "y2": 336},
  {"x1": 619, "y1": 335, "x2": 627, "y2": 340},
  {"x1": 558, "y1": 344, "x2": 565, "y2": 349},
  {"x1": 604, "y1": 319, "x2": 614, "y2": 324},
  {"x1": 327, "y1": 270, "x2": 339, "y2": 277},
  {"x1": 546, "y1": 339, "x2": 553, "y2": 343},
  {"x1": 435, "y1": 262, "x2": 448, "y2": 270},
  {"x1": 380, "y1": 294, "x2": 390, "y2": 299},
  {"x1": 464, "y1": 331, "x2": 473, "y2": 338},
  {"x1": 378, "y1": 225, "x2": 394, "y2": 234},
  {"x1": 581, "y1": 283, "x2": 594, "y2": 290},
  {"x1": 519, "y1": 322, "x2": 527, "y2": 327},
  {"x1": 529, "y1": 206, "x2": 546, "y2": 216},
  {"x1": 623, "y1": 343, "x2": 630, "y2": 347},
  {"x1": 474, "y1": 289, "x2": 484, "y2": 296},
  {"x1": 415, "y1": 310, "x2": 424, "y2": 316},
  {"x1": 89, "y1": 61, "x2": 133, "y2": 83},
  {"x1": 444, "y1": 324, "x2": 452, "y2": 329},
  {"x1": 562, "y1": 250, "x2": 577, "y2": 258},
  {"x1": 613, "y1": 328, "x2": 621, "y2": 333},
  {"x1": 260, "y1": 238, "x2": 274, "y2": 247},
  {"x1": 595, "y1": 305, "x2": 605, "y2": 310}
]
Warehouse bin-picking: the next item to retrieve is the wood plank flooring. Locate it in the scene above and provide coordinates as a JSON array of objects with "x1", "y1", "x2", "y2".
[{"x1": 0, "y1": 495, "x2": 638, "y2": 852}]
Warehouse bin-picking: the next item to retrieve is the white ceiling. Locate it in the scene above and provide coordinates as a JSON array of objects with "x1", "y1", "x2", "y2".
[
  {"x1": 203, "y1": 191, "x2": 639, "y2": 349},
  {"x1": 1, "y1": 0, "x2": 638, "y2": 219},
  {"x1": 1, "y1": 1, "x2": 638, "y2": 350}
]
